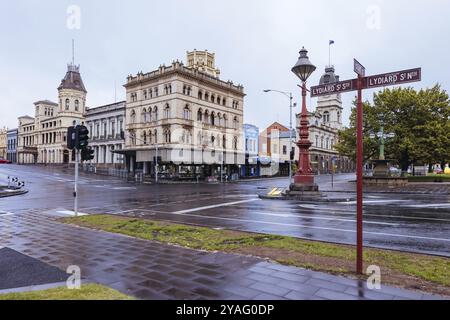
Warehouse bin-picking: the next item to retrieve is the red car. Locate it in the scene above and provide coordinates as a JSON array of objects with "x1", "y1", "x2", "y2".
[{"x1": 0, "y1": 158, "x2": 12, "y2": 164}]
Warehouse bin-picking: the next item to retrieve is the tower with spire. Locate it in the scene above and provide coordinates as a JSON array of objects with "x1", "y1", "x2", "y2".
[
  {"x1": 316, "y1": 65, "x2": 343, "y2": 130},
  {"x1": 57, "y1": 62, "x2": 87, "y2": 118}
]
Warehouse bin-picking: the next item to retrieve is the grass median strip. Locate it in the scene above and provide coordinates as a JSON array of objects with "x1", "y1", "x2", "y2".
[
  {"x1": 0, "y1": 284, "x2": 134, "y2": 300},
  {"x1": 62, "y1": 214, "x2": 450, "y2": 297}
]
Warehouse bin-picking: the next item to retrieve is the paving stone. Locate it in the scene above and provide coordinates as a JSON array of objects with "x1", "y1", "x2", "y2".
[
  {"x1": 315, "y1": 288, "x2": 366, "y2": 300},
  {"x1": 270, "y1": 271, "x2": 309, "y2": 283},
  {"x1": 222, "y1": 284, "x2": 262, "y2": 299},
  {"x1": 249, "y1": 282, "x2": 290, "y2": 296},
  {"x1": 254, "y1": 293, "x2": 288, "y2": 300},
  {"x1": 344, "y1": 287, "x2": 395, "y2": 300},
  {"x1": 305, "y1": 278, "x2": 349, "y2": 292},
  {"x1": 378, "y1": 285, "x2": 424, "y2": 300}
]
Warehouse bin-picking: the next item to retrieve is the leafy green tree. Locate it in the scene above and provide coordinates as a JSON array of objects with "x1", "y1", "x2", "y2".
[{"x1": 334, "y1": 85, "x2": 450, "y2": 172}]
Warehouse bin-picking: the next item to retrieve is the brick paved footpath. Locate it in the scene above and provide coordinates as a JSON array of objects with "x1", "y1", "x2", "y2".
[{"x1": 0, "y1": 211, "x2": 446, "y2": 300}]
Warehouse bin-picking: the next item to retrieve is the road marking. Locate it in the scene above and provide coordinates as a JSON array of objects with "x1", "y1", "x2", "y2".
[
  {"x1": 141, "y1": 209, "x2": 450, "y2": 243},
  {"x1": 112, "y1": 187, "x2": 137, "y2": 190},
  {"x1": 56, "y1": 210, "x2": 88, "y2": 216},
  {"x1": 406, "y1": 203, "x2": 450, "y2": 208},
  {"x1": 172, "y1": 199, "x2": 261, "y2": 214},
  {"x1": 246, "y1": 211, "x2": 399, "y2": 226},
  {"x1": 337, "y1": 200, "x2": 410, "y2": 205}
]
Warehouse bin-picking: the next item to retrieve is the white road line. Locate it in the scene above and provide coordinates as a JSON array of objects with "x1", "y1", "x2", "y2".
[
  {"x1": 338, "y1": 200, "x2": 410, "y2": 205},
  {"x1": 406, "y1": 203, "x2": 450, "y2": 208},
  {"x1": 138, "y1": 209, "x2": 450, "y2": 243},
  {"x1": 56, "y1": 210, "x2": 88, "y2": 216},
  {"x1": 173, "y1": 199, "x2": 261, "y2": 214},
  {"x1": 246, "y1": 211, "x2": 399, "y2": 226}
]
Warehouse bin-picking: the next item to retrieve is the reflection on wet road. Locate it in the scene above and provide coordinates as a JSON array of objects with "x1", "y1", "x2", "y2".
[{"x1": 1, "y1": 164, "x2": 449, "y2": 257}]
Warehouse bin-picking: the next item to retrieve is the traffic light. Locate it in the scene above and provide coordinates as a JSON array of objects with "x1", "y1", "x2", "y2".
[
  {"x1": 76, "y1": 125, "x2": 89, "y2": 150},
  {"x1": 81, "y1": 146, "x2": 95, "y2": 162},
  {"x1": 67, "y1": 126, "x2": 76, "y2": 150}
]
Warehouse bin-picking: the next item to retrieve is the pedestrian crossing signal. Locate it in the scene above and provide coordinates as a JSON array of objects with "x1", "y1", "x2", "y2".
[{"x1": 81, "y1": 146, "x2": 95, "y2": 162}]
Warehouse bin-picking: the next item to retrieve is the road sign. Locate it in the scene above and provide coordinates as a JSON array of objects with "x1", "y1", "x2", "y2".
[
  {"x1": 309, "y1": 60, "x2": 421, "y2": 275},
  {"x1": 366, "y1": 68, "x2": 421, "y2": 89},
  {"x1": 310, "y1": 79, "x2": 357, "y2": 97},
  {"x1": 354, "y1": 59, "x2": 365, "y2": 76}
]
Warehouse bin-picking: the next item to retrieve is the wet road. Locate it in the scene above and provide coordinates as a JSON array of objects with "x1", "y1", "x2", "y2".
[{"x1": 1, "y1": 164, "x2": 449, "y2": 257}]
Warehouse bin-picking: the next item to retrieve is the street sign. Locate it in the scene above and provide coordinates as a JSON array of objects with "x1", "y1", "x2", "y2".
[
  {"x1": 310, "y1": 79, "x2": 357, "y2": 97},
  {"x1": 354, "y1": 59, "x2": 365, "y2": 77},
  {"x1": 366, "y1": 68, "x2": 421, "y2": 89},
  {"x1": 309, "y1": 59, "x2": 421, "y2": 275}
]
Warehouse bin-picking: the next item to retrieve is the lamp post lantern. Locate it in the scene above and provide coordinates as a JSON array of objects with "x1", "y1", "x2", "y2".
[{"x1": 291, "y1": 47, "x2": 317, "y2": 189}]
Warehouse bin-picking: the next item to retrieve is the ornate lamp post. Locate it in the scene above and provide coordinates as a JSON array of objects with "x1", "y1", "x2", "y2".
[{"x1": 291, "y1": 47, "x2": 317, "y2": 190}]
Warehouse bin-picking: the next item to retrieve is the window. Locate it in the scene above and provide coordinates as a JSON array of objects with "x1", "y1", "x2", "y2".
[
  {"x1": 149, "y1": 130, "x2": 153, "y2": 144},
  {"x1": 216, "y1": 96, "x2": 221, "y2": 104},
  {"x1": 154, "y1": 130, "x2": 158, "y2": 143},
  {"x1": 130, "y1": 110, "x2": 136, "y2": 123},
  {"x1": 154, "y1": 87, "x2": 159, "y2": 97},
  {"x1": 197, "y1": 109, "x2": 203, "y2": 122},
  {"x1": 283, "y1": 145, "x2": 287, "y2": 155},
  {"x1": 65, "y1": 99, "x2": 70, "y2": 110},
  {"x1": 204, "y1": 110, "x2": 210, "y2": 124},
  {"x1": 111, "y1": 122, "x2": 115, "y2": 137},
  {"x1": 233, "y1": 137, "x2": 238, "y2": 150},
  {"x1": 149, "y1": 88, "x2": 153, "y2": 98},
  {"x1": 183, "y1": 105, "x2": 191, "y2": 120},
  {"x1": 153, "y1": 107, "x2": 158, "y2": 121},
  {"x1": 198, "y1": 90, "x2": 203, "y2": 100},
  {"x1": 142, "y1": 108, "x2": 147, "y2": 123},
  {"x1": 143, "y1": 131, "x2": 147, "y2": 145},
  {"x1": 233, "y1": 116, "x2": 239, "y2": 129},
  {"x1": 222, "y1": 98, "x2": 226, "y2": 106},
  {"x1": 143, "y1": 90, "x2": 147, "y2": 100},
  {"x1": 211, "y1": 135, "x2": 215, "y2": 147},
  {"x1": 164, "y1": 128, "x2": 171, "y2": 143},
  {"x1": 211, "y1": 94, "x2": 215, "y2": 103},
  {"x1": 323, "y1": 111, "x2": 330, "y2": 123},
  {"x1": 210, "y1": 112, "x2": 215, "y2": 126},
  {"x1": 147, "y1": 108, "x2": 152, "y2": 122},
  {"x1": 164, "y1": 104, "x2": 170, "y2": 119}
]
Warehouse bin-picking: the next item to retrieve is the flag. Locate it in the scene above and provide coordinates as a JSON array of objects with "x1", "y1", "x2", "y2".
[{"x1": 329, "y1": 40, "x2": 335, "y2": 45}]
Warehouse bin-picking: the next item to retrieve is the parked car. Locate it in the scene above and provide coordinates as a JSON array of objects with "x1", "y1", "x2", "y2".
[{"x1": 0, "y1": 158, "x2": 12, "y2": 164}]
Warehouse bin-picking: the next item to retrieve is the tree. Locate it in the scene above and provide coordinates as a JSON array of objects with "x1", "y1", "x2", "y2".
[{"x1": 334, "y1": 85, "x2": 450, "y2": 172}]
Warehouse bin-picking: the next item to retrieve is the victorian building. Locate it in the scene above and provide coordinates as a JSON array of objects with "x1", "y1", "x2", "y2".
[
  {"x1": 0, "y1": 127, "x2": 7, "y2": 160},
  {"x1": 7, "y1": 128, "x2": 18, "y2": 163},
  {"x1": 120, "y1": 50, "x2": 245, "y2": 180},
  {"x1": 297, "y1": 66, "x2": 354, "y2": 174},
  {"x1": 17, "y1": 63, "x2": 87, "y2": 164},
  {"x1": 85, "y1": 101, "x2": 126, "y2": 168}
]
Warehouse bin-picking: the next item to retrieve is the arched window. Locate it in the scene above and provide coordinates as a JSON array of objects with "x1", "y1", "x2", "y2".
[
  {"x1": 143, "y1": 131, "x2": 147, "y2": 145},
  {"x1": 187, "y1": 86, "x2": 192, "y2": 96},
  {"x1": 143, "y1": 90, "x2": 147, "y2": 100},
  {"x1": 211, "y1": 112, "x2": 215, "y2": 126},
  {"x1": 184, "y1": 105, "x2": 191, "y2": 120},
  {"x1": 197, "y1": 132, "x2": 202, "y2": 145},
  {"x1": 205, "y1": 92, "x2": 209, "y2": 101},
  {"x1": 65, "y1": 99, "x2": 70, "y2": 110},
  {"x1": 130, "y1": 110, "x2": 136, "y2": 124},
  {"x1": 183, "y1": 85, "x2": 187, "y2": 95},
  {"x1": 204, "y1": 110, "x2": 210, "y2": 124},
  {"x1": 323, "y1": 111, "x2": 330, "y2": 123},
  {"x1": 222, "y1": 98, "x2": 226, "y2": 106},
  {"x1": 321, "y1": 136, "x2": 324, "y2": 148},
  {"x1": 142, "y1": 108, "x2": 147, "y2": 123},
  {"x1": 168, "y1": 84, "x2": 172, "y2": 94},
  {"x1": 164, "y1": 128, "x2": 171, "y2": 143},
  {"x1": 211, "y1": 135, "x2": 215, "y2": 147},
  {"x1": 223, "y1": 136, "x2": 227, "y2": 149},
  {"x1": 217, "y1": 113, "x2": 222, "y2": 126},
  {"x1": 233, "y1": 137, "x2": 238, "y2": 150},
  {"x1": 154, "y1": 130, "x2": 158, "y2": 143},
  {"x1": 147, "y1": 108, "x2": 152, "y2": 122},
  {"x1": 223, "y1": 114, "x2": 228, "y2": 127},
  {"x1": 75, "y1": 100, "x2": 79, "y2": 111},
  {"x1": 153, "y1": 106, "x2": 158, "y2": 121},
  {"x1": 197, "y1": 109, "x2": 203, "y2": 122},
  {"x1": 149, "y1": 88, "x2": 153, "y2": 98},
  {"x1": 198, "y1": 90, "x2": 203, "y2": 100},
  {"x1": 326, "y1": 137, "x2": 329, "y2": 149},
  {"x1": 149, "y1": 130, "x2": 153, "y2": 144},
  {"x1": 233, "y1": 116, "x2": 239, "y2": 129},
  {"x1": 216, "y1": 96, "x2": 221, "y2": 104},
  {"x1": 164, "y1": 104, "x2": 170, "y2": 119},
  {"x1": 211, "y1": 94, "x2": 215, "y2": 103}
]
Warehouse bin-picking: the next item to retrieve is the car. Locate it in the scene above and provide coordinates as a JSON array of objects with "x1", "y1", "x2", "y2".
[{"x1": 0, "y1": 158, "x2": 12, "y2": 164}]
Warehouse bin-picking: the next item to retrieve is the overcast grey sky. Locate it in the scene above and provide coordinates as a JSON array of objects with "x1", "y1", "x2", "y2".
[{"x1": 1, "y1": 0, "x2": 449, "y2": 130}]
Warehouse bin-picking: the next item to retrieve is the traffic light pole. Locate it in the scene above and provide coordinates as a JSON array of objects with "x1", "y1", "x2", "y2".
[
  {"x1": 155, "y1": 143, "x2": 159, "y2": 184},
  {"x1": 74, "y1": 149, "x2": 79, "y2": 217}
]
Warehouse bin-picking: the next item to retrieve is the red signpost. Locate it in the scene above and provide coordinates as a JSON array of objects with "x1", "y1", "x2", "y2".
[{"x1": 310, "y1": 61, "x2": 421, "y2": 274}]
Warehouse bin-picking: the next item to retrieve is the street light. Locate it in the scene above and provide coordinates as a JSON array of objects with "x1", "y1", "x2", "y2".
[
  {"x1": 291, "y1": 47, "x2": 317, "y2": 188},
  {"x1": 263, "y1": 89, "x2": 294, "y2": 186}
]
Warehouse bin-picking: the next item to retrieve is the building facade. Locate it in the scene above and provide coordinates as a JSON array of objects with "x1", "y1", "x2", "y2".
[
  {"x1": 0, "y1": 127, "x2": 7, "y2": 159},
  {"x1": 242, "y1": 124, "x2": 260, "y2": 177},
  {"x1": 85, "y1": 101, "x2": 126, "y2": 168},
  {"x1": 7, "y1": 128, "x2": 18, "y2": 163},
  {"x1": 296, "y1": 66, "x2": 354, "y2": 174},
  {"x1": 120, "y1": 50, "x2": 246, "y2": 180},
  {"x1": 17, "y1": 63, "x2": 87, "y2": 164}
]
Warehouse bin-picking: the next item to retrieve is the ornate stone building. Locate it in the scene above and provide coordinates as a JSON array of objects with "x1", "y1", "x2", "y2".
[
  {"x1": 85, "y1": 101, "x2": 126, "y2": 167},
  {"x1": 7, "y1": 128, "x2": 18, "y2": 163},
  {"x1": 17, "y1": 63, "x2": 87, "y2": 164},
  {"x1": 120, "y1": 50, "x2": 245, "y2": 180},
  {"x1": 0, "y1": 127, "x2": 7, "y2": 159},
  {"x1": 297, "y1": 65, "x2": 354, "y2": 173}
]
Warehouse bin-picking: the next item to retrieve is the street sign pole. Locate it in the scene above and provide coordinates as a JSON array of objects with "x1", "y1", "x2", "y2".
[
  {"x1": 309, "y1": 59, "x2": 421, "y2": 275},
  {"x1": 356, "y1": 74, "x2": 364, "y2": 274}
]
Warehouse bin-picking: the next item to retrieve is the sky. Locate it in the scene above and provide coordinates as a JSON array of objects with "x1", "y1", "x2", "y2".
[{"x1": 1, "y1": 0, "x2": 449, "y2": 131}]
